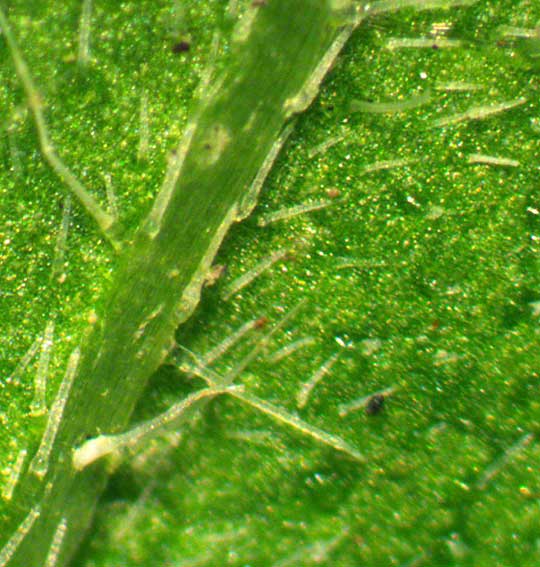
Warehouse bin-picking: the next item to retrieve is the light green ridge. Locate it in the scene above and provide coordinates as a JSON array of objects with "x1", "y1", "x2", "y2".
[{"x1": 0, "y1": 1, "x2": 361, "y2": 565}]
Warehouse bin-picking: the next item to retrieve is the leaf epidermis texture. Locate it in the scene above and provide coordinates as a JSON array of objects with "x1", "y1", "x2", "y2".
[{"x1": 2, "y1": 1, "x2": 540, "y2": 566}]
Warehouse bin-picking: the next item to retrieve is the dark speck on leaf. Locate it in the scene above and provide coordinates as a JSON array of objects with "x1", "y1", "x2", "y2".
[
  {"x1": 172, "y1": 40, "x2": 190, "y2": 54},
  {"x1": 365, "y1": 394, "x2": 385, "y2": 416}
]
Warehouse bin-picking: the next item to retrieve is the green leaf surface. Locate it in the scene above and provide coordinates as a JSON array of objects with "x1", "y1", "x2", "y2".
[{"x1": 1, "y1": 0, "x2": 539, "y2": 566}]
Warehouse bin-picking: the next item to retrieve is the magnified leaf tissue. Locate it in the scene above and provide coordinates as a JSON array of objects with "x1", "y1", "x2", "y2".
[{"x1": 1, "y1": 1, "x2": 539, "y2": 566}]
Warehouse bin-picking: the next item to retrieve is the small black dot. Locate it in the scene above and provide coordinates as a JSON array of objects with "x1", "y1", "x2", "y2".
[
  {"x1": 172, "y1": 40, "x2": 190, "y2": 54},
  {"x1": 365, "y1": 394, "x2": 385, "y2": 416}
]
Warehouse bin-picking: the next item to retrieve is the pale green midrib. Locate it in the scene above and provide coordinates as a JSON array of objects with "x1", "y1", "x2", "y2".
[{"x1": 3, "y1": 2, "x2": 358, "y2": 566}]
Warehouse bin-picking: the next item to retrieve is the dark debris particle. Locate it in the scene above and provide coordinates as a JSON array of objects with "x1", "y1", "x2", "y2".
[
  {"x1": 172, "y1": 40, "x2": 191, "y2": 54},
  {"x1": 365, "y1": 394, "x2": 385, "y2": 416}
]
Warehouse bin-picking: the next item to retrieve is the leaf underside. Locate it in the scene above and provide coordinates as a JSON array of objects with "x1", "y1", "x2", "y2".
[{"x1": 1, "y1": 1, "x2": 540, "y2": 566}]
